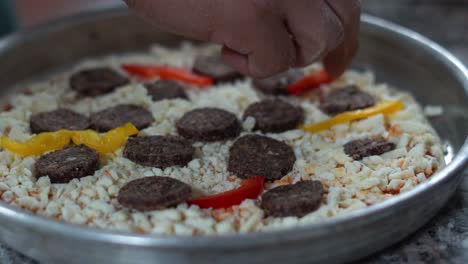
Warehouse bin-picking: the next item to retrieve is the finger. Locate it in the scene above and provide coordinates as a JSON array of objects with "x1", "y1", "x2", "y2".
[
  {"x1": 244, "y1": 18, "x2": 296, "y2": 78},
  {"x1": 125, "y1": 0, "x2": 295, "y2": 78},
  {"x1": 279, "y1": 0, "x2": 344, "y2": 67},
  {"x1": 221, "y1": 46, "x2": 249, "y2": 76},
  {"x1": 323, "y1": 0, "x2": 361, "y2": 78},
  {"x1": 215, "y1": 0, "x2": 295, "y2": 78}
]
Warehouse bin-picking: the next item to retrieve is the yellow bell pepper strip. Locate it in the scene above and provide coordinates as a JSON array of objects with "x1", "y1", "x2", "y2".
[
  {"x1": 300, "y1": 100, "x2": 404, "y2": 133},
  {"x1": 0, "y1": 123, "x2": 139, "y2": 156},
  {"x1": 0, "y1": 130, "x2": 73, "y2": 156},
  {"x1": 71, "y1": 123, "x2": 139, "y2": 154}
]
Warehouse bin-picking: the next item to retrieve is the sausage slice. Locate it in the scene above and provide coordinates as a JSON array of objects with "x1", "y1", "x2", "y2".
[
  {"x1": 123, "y1": 136, "x2": 194, "y2": 168},
  {"x1": 228, "y1": 135, "x2": 296, "y2": 181},
  {"x1": 30, "y1": 109, "x2": 89, "y2": 134},
  {"x1": 253, "y1": 69, "x2": 304, "y2": 95},
  {"x1": 118, "y1": 176, "x2": 192, "y2": 211},
  {"x1": 320, "y1": 85, "x2": 375, "y2": 115},
  {"x1": 243, "y1": 99, "x2": 303, "y2": 133},
  {"x1": 145, "y1": 80, "x2": 188, "y2": 101},
  {"x1": 176, "y1": 108, "x2": 241, "y2": 141},
  {"x1": 344, "y1": 137, "x2": 396, "y2": 160},
  {"x1": 90, "y1": 104, "x2": 154, "y2": 132},
  {"x1": 70, "y1": 67, "x2": 129, "y2": 96},
  {"x1": 261, "y1": 181, "x2": 324, "y2": 218},
  {"x1": 35, "y1": 145, "x2": 99, "y2": 183}
]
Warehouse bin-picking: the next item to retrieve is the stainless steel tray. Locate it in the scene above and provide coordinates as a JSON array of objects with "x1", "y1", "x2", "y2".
[{"x1": 0, "y1": 9, "x2": 466, "y2": 264}]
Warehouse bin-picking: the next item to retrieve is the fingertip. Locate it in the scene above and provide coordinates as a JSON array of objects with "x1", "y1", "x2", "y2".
[
  {"x1": 323, "y1": 0, "x2": 361, "y2": 79},
  {"x1": 324, "y1": 65, "x2": 345, "y2": 79},
  {"x1": 324, "y1": 36, "x2": 359, "y2": 79},
  {"x1": 221, "y1": 46, "x2": 250, "y2": 76},
  {"x1": 247, "y1": 58, "x2": 289, "y2": 78},
  {"x1": 323, "y1": 51, "x2": 346, "y2": 79},
  {"x1": 222, "y1": 46, "x2": 280, "y2": 79}
]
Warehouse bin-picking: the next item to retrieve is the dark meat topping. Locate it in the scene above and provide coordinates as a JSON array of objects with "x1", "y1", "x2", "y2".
[
  {"x1": 70, "y1": 67, "x2": 129, "y2": 96},
  {"x1": 118, "y1": 176, "x2": 192, "y2": 211},
  {"x1": 320, "y1": 85, "x2": 375, "y2": 115},
  {"x1": 90, "y1": 104, "x2": 154, "y2": 132},
  {"x1": 145, "y1": 80, "x2": 188, "y2": 101},
  {"x1": 124, "y1": 136, "x2": 194, "y2": 168},
  {"x1": 30, "y1": 109, "x2": 90, "y2": 134},
  {"x1": 244, "y1": 99, "x2": 303, "y2": 133},
  {"x1": 261, "y1": 180, "x2": 324, "y2": 218},
  {"x1": 176, "y1": 108, "x2": 241, "y2": 142},
  {"x1": 344, "y1": 137, "x2": 396, "y2": 160},
  {"x1": 228, "y1": 134, "x2": 296, "y2": 181},
  {"x1": 35, "y1": 145, "x2": 99, "y2": 184},
  {"x1": 253, "y1": 69, "x2": 304, "y2": 95}
]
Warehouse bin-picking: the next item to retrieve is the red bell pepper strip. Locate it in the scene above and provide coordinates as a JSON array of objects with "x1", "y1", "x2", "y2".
[
  {"x1": 122, "y1": 64, "x2": 161, "y2": 79},
  {"x1": 287, "y1": 69, "x2": 332, "y2": 95},
  {"x1": 122, "y1": 64, "x2": 213, "y2": 87},
  {"x1": 188, "y1": 176, "x2": 264, "y2": 209}
]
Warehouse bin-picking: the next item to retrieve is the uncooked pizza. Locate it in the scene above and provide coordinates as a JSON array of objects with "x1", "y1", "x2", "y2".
[{"x1": 0, "y1": 44, "x2": 444, "y2": 235}]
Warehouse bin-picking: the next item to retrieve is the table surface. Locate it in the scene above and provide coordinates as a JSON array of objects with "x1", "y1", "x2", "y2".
[{"x1": 1, "y1": 0, "x2": 467, "y2": 263}]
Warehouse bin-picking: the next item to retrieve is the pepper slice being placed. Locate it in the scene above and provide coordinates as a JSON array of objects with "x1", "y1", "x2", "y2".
[
  {"x1": 300, "y1": 100, "x2": 404, "y2": 133},
  {"x1": 122, "y1": 64, "x2": 213, "y2": 87},
  {"x1": 0, "y1": 130, "x2": 73, "y2": 156},
  {"x1": 287, "y1": 69, "x2": 332, "y2": 95},
  {"x1": 72, "y1": 123, "x2": 139, "y2": 154},
  {"x1": 0, "y1": 123, "x2": 139, "y2": 156},
  {"x1": 188, "y1": 176, "x2": 264, "y2": 209}
]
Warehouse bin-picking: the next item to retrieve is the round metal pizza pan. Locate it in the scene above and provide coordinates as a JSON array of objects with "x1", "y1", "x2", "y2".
[{"x1": 0, "y1": 9, "x2": 466, "y2": 264}]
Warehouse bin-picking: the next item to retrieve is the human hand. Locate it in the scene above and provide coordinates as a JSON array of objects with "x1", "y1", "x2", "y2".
[{"x1": 124, "y1": 0, "x2": 361, "y2": 78}]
